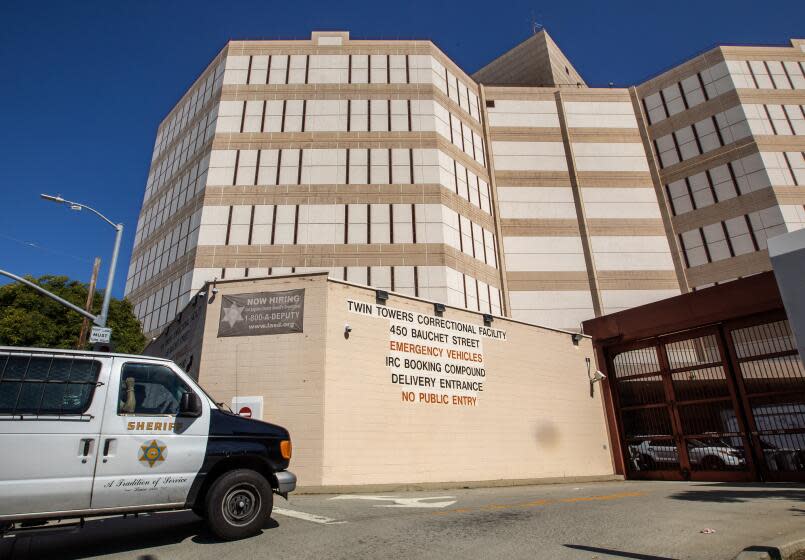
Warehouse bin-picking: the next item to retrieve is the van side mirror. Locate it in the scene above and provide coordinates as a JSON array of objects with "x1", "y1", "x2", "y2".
[{"x1": 179, "y1": 392, "x2": 203, "y2": 417}]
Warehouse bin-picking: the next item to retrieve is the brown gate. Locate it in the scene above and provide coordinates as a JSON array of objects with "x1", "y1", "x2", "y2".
[{"x1": 607, "y1": 312, "x2": 805, "y2": 482}]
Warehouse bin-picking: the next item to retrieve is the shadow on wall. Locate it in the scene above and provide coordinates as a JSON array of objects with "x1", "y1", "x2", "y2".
[{"x1": 667, "y1": 482, "x2": 805, "y2": 504}]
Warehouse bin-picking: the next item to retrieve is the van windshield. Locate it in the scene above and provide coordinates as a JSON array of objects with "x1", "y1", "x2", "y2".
[{"x1": 170, "y1": 363, "x2": 226, "y2": 412}]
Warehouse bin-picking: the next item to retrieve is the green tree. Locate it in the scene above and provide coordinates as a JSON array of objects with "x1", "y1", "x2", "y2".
[{"x1": 0, "y1": 275, "x2": 146, "y2": 353}]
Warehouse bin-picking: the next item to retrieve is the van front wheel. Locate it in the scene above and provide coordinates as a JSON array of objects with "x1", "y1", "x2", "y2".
[{"x1": 205, "y1": 469, "x2": 273, "y2": 540}]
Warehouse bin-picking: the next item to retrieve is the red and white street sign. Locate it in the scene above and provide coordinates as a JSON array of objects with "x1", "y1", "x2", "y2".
[{"x1": 231, "y1": 396, "x2": 263, "y2": 420}]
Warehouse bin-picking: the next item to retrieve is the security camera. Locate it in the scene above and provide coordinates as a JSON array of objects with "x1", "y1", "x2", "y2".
[
  {"x1": 211, "y1": 287, "x2": 219, "y2": 295},
  {"x1": 197, "y1": 291, "x2": 206, "y2": 297},
  {"x1": 591, "y1": 370, "x2": 606, "y2": 383},
  {"x1": 344, "y1": 324, "x2": 352, "y2": 333}
]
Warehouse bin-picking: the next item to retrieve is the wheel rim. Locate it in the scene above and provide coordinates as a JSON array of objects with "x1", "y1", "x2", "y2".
[{"x1": 222, "y1": 483, "x2": 261, "y2": 527}]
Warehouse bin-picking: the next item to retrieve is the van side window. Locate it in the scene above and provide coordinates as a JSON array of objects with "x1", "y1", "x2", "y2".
[
  {"x1": 0, "y1": 354, "x2": 101, "y2": 416},
  {"x1": 118, "y1": 363, "x2": 190, "y2": 416}
]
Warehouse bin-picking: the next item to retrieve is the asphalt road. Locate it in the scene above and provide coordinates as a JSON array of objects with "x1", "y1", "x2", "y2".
[{"x1": 3, "y1": 480, "x2": 805, "y2": 560}]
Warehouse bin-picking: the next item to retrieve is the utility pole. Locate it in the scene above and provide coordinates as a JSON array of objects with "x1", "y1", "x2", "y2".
[{"x1": 77, "y1": 257, "x2": 101, "y2": 348}]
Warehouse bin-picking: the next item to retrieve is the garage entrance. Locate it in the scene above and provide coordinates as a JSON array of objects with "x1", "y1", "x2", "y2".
[{"x1": 584, "y1": 273, "x2": 805, "y2": 482}]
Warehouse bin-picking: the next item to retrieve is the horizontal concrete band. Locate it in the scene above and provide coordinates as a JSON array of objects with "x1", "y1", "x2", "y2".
[
  {"x1": 493, "y1": 170, "x2": 653, "y2": 188},
  {"x1": 144, "y1": 139, "x2": 215, "y2": 213},
  {"x1": 658, "y1": 137, "x2": 759, "y2": 185},
  {"x1": 500, "y1": 218, "x2": 667, "y2": 236},
  {"x1": 685, "y1": 248, "x2": 771, "y2": 287},
  {"x1": 211, "y1": 132, "x2": 490, "y2": 180},
  {"x1": 227, "y1": 41, "x2": 434, "y2": 56},
  {"x1": 293, "y1": 474, "x2": 625, "y2": 495},
  {"x1": 203, "y1": 183, "x2": 496, "y2": 228},
  {"x1": 506, "y1": 270, "x2": 680, "y2": 291},
  {"x1": 737, "y1": 88, "x2": 805, "y2": 105},
  {"x1": 490, "y1": 127, "x2": 642, "y2": 143},
  {"x1": 220, "y1": 83, "x2": 482, "y2": 135},
  {"x1": 640, "y1": 42, "x2": 805, "y2": 94},
  {"x1": 225, "y1": 40, "x2": 480, "y2": 88},
  {"x1": 484, "y1": 87, "x2": 632, "y2": 102},
  {"x1": 671, "y1": 186, "x2": 798, "y2": 232},
  {"x1": 126, "y1": 250, "x2": 198, "y2": 304},
  {"x1": 194, "y1": 242, "x2": 501, "y2": 287},
  {"x1": 646, "y1": 89, "x2": 741, "y2": 139},
  {"x1": 131, "y1": 183, "x2": 498, "y2": 264},
  {"x1": 659, "y1": 136, "x2": 805, "y2": 185},
  {"x1": 637, "y1": 49, "x2": 727, "y2": 96}
]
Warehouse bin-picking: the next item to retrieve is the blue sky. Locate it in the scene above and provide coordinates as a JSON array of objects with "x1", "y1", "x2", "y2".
[{"x1": 1, "y1": 0, "x2": 802, "y2": 298}]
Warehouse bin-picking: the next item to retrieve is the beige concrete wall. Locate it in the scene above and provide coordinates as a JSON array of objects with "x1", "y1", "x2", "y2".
[
  {"x1": 320, "y1": 278, "x2": 613, "y2": 487},
  {"x1": 194, "y1": 273, "x2": 330, "y2": 487},
  {"x1": 172, "y1": 272, "x2": 614, "y2": 489}
]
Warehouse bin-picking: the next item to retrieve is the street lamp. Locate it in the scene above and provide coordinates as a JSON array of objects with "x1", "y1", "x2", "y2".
[{"x1": 40, "y1": 194, "x2": 123, "y2": 328}]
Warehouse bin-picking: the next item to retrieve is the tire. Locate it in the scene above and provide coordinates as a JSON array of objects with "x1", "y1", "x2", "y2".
[
  {"x1": 204, "y1": 469, "x2": 273, "y2": 540},
  {"x1": 701, "y1": 456, "x2": 725, "y2": 471}
]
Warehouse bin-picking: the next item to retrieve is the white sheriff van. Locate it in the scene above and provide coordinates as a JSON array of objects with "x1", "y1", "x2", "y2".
[{"x1": 0, "y1": 347, "x2": 296, "y2": 540}]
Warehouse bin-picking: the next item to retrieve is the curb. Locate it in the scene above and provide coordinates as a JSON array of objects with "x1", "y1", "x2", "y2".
[
  {"x1": 292, "y1": 474, "x2": 625, "y2": 495},
  {"x1": 735, "y1": 531, "x2": 805, "y2": 560}
]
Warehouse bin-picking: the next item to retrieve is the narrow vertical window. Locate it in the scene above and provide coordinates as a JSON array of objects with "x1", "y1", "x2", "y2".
[
  {"x1": 275, "y1": 149, "x2": 283, "y2": 185},
  {"x1": 248, "y1": 205, "x2": 256, "y2": 245},
  {"x1": 270, "y1": 205, "x2": 278, "y2": 244},
  {"x1": 225, "y1": 206, "x2": 234, "y2": 245},
  {"x1": 389, "y1": 204, "x2": 394, "y2": 243},
  {"x1": 293, "y1": 205, "x2": 300, "y2": 244},
  {"x1": 697, "y1": 72, "x2": 710, "y2": 101},
  {"x1": 367, "y1": 204, "x2": 372, "y2": 244},
  {"x1": 233, "y1": 151, "x2": 240, "y2": 186},
  {"x1": 297, "y1": 149, "x2": 303, "y2": 185}
]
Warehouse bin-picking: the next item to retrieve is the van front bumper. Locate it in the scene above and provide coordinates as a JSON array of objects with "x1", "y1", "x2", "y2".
[{"x1": 275, "y1": 470, "x2": 297, "y2": 495}]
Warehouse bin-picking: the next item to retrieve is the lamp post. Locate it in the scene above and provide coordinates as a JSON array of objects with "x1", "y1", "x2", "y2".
[{"x1": 40, "y1": 194, "x2": 123, "y2": 328}]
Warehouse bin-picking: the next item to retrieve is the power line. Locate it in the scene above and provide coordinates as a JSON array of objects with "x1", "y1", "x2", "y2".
[{"x1": 0, "y1": 232, "x2": 92, "y2": 264}]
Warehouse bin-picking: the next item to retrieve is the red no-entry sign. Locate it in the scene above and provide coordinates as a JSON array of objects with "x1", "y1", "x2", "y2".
[{"x1": 238, "y1": 406, "x2": 252, "y2": 418}]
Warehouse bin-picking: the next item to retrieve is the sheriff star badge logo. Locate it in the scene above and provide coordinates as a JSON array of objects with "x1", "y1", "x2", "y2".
[
  {"x1": 139, "y1": 439, "x2": 167, "y2": 467},
  {"x1": 221, "y1": 301, "x2": 245, "y2": 328}
]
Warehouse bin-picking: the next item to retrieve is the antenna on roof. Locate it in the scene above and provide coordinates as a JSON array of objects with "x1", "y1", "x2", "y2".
[{"x1": 531, "y1": 11, "x2": 543, "y2": 34}]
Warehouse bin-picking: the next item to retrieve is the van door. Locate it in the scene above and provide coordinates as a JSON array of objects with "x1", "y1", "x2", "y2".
[
  {"x1": 90, "y1": 358, "x2": 210, "y2": 510},
  {"x1": 0, "y1": 351, "x2": 108, "y2": 518}
]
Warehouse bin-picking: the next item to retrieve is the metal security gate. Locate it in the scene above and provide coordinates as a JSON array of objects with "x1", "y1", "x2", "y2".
[{"x1": 608, "y1": 312, "x2": 805, "y2": 482}]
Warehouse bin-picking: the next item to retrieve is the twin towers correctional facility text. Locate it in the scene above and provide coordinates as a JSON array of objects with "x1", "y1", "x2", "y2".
[{"x1": 347, "y1": 300, "x2": 506, "y2": 407}]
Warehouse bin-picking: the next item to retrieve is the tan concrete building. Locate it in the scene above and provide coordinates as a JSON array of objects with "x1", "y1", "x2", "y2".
[
  {"x1": 146, "y1": 272, "x2": 616, "y2": 490},
  {"x1": 125, "y1": 30, "x2": 804, "y2": 336},
  {"x1": 635, "y1": 39, "x2": 805, "y2": 291}
]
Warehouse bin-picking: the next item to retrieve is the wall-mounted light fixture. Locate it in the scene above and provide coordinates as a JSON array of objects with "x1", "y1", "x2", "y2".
[
  {"x1": 483, "y1": 314, "x2": 493, "y2": 326},
  {"x1": 571, "y1": 332, "x2": 583, "y2": 346},
  {"x1": 375, "y1": 289, "x2": 389, "y2": 303},
  {"x1": 434, "y1": 302, "x2": 446, "y2": 315}
]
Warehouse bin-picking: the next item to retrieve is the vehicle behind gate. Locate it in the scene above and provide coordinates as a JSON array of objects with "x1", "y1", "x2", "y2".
[{"x1": 0, "y1": 346, "x2": 296, "y2": 540}]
